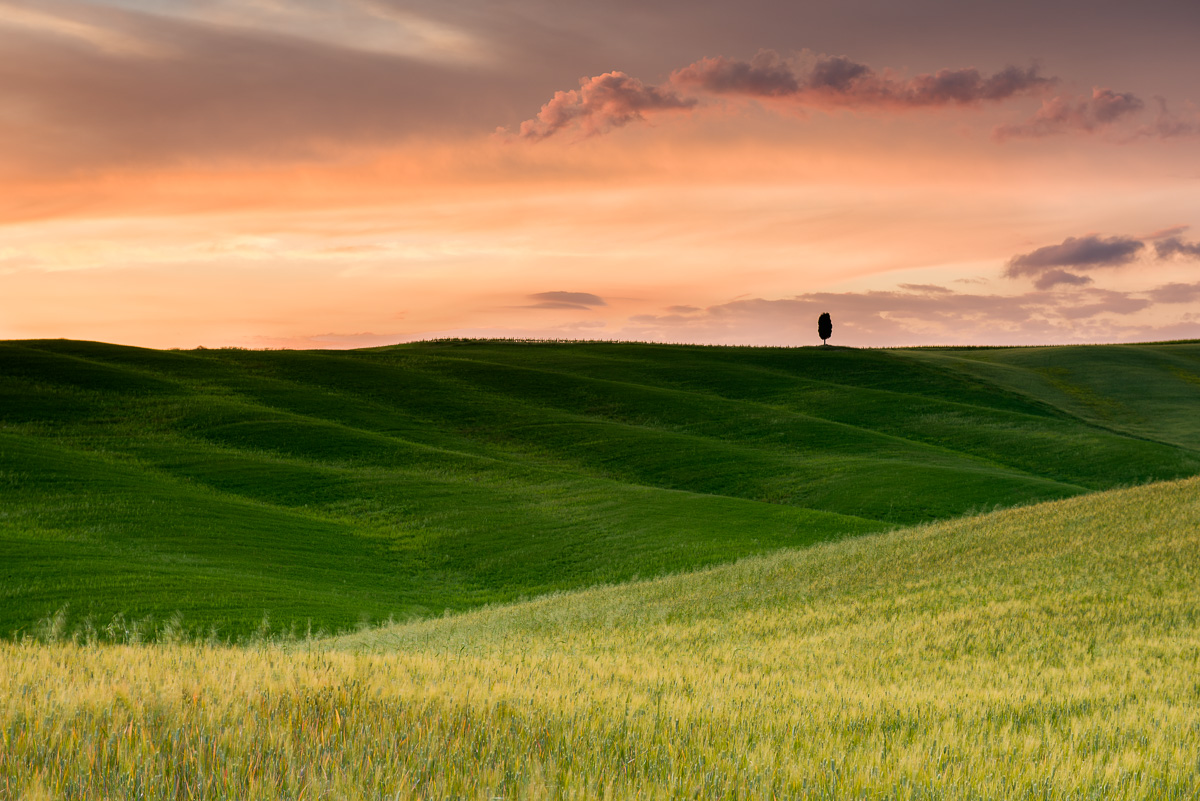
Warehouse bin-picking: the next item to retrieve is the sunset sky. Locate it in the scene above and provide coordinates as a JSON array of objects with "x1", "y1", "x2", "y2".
[{"x1": 3, "y1": 0, "x2": 1200, "y2": 348}]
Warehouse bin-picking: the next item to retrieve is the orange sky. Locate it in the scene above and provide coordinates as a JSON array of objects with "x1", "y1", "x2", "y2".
[{"x1": 3, "y1": 0, "x2": 1200, "y2": 347}]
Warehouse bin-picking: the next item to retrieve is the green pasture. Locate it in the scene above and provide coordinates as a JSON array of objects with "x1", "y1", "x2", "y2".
[{"x1": 3, "y1": 338, "x2": 1200, "y2": 637}]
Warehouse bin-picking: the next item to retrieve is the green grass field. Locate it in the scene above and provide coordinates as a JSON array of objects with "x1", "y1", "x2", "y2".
[
  {"x1": 4, "y1": 338, "x2": 1200, "y2": 637},
  {"x1": 5, "y1": 475, "x2": 1198, "y2": 799}
]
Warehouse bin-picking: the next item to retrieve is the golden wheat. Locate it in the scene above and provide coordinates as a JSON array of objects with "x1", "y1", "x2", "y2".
[{"x1": 4, "y1": 478, "x2": 1199, "y2": 799}]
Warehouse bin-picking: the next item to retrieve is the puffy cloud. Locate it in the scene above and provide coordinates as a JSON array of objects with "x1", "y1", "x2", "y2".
[
  {"x1": 516, "y1": 51, "x2": 1049, "y2": 139},
  {"x1": 1155, "y1": 237, "x2": 1200, "y2": 259},
  {"x1": 670, "y1": 50, "x2": 800, "y2": 97},
  {"x1": 525, "y1": 291, "x2": 607, "y2": 309},
  {"x1": 1006, "y1": 235, "x2": 1145, "y2": 278},
  {"x1": 516, "y1": 72, "x2": 696, "y2": 140},
  {"x1": 995, "y1": 87, "x2": 1144, "y2": 139}
]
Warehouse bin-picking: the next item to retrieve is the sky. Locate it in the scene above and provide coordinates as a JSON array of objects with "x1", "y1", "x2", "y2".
[{"x1": 2, "y1": 0, "x2": 1200, "y2": 348}]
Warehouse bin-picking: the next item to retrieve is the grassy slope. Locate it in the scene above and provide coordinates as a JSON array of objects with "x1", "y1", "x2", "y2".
[
  {"x1": 6, "y1": 477, "x2": 1198, "y2": 799},
  {"x1": 3, "y1": 338, "x2": 1200, "y2": 637}
]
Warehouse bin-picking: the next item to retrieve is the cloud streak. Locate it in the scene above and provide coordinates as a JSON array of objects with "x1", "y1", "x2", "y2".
[{"x1": 525, "y1": 290, "x2": 608, "y2": 310}]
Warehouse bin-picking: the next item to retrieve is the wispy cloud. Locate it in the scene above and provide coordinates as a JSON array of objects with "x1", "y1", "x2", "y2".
[
  {"x1": 1155, "y1": 237, "x2": 1200, "y2": 259},
  {"x1": 524, "y1": 290, "x2": 608, "y2": 310},
  {"x1": 0, "y1": 0, "x2": 520, "y2": 170},
  {"x1": 995, "y1": 87, "x2": 1144, "y2": 139}
]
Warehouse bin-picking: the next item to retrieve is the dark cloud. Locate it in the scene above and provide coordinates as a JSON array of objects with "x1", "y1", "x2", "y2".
[
  {"x1": 1155, "y1": 237, "x2": 1200, "y2": 259},
  {"x1": 671, "y1": 51, "x2": 1049, "y2": 108},
  {"x1": 1006, "y1": 235, "x2": 1145, "y2": 277},
  {"x1": 995, "y1": 87, "x2": 1144, "y2": 139},
  {"x1": 527, "y1": 291, "x2": 607, "y2": 309},
  {"x1": 1034, "y1": 270, "x2": 1093, "y2": 290},
  {"x1": 670, "y1": 50, "x2": 800, "y2": 97},
  {"x1": 806, "y1": 55, "x2": 872, "y2": 93},
  {"x1": 1147, "y1": 282, "x2": 1200, "y2": 304},
  {"x1": 516, "y1": 72, "x2": 696, "y2": 140}
]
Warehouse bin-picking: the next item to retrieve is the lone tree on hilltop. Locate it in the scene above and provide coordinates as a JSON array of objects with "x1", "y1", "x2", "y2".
[{"x1": 817, "y1": 312, "x2": 832, "y2": 345}]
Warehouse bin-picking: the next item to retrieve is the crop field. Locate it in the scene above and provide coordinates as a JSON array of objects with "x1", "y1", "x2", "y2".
[
  {"x1": 4, "y1": 475, "x2": 1199, "y2": 799},
  {"x1": 4, "y1": 338, "x2": 1200, "y2": 638}
]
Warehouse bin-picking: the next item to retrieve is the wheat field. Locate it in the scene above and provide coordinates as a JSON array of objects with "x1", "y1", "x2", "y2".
[{"x1": 5, "y1": 476, "x2": 1200, "y2": 799}]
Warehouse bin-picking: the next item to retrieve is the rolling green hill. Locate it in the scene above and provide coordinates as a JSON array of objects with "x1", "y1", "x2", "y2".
[{"x1": 4, "y1": 338, "x2": 1200, "y2": 638}]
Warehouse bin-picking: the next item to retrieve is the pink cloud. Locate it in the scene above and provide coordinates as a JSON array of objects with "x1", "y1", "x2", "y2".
[
  {"x1": 1136, "y1": 97, "x2": 1200, "y2": 139},
  {"x1": 515, "y1": 51, "x2": 1051, "y2": 140},
  {"x1": 995, "y1": 87, "x2": 1144, "y2": 139},
  {"x1": 517, "y1": 72, "x2": 696, "y2": 140}
]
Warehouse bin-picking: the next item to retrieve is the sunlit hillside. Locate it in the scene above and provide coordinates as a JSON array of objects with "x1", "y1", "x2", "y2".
[
  {"x1": 6, "y1": 476, "x2": 1198, "y2": 799},
  {"x1": 3, "y1": 338, "x2": 1200, "y2": 636}
]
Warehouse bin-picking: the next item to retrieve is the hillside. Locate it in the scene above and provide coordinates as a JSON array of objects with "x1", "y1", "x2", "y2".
[
  {"x1": 3, "y1": 338, "x2": 1200, "y2": 637},
  {"x1": 6, "y1": 476, "x2": 1199, "y2": 798}
]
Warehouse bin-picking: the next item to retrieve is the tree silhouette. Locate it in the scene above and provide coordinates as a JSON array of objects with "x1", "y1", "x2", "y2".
[{"x1": 817, "y1": 312, "x2": 832, "y2": 345}]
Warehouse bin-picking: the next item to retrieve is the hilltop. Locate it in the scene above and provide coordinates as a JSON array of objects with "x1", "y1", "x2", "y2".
[{"x1": 3, "y1": 338, "x2": 1200, "y2": 637}]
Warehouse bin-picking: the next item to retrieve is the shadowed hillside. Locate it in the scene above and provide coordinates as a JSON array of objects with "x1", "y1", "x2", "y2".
[{"x1": 3, "y1": 338, "x2": 1200, "y2": 637}]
